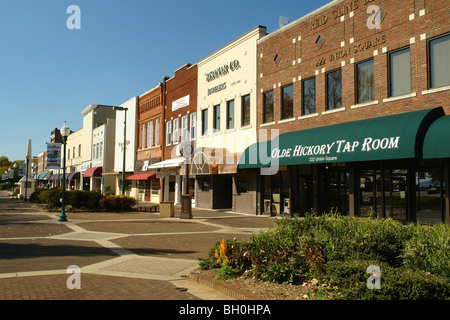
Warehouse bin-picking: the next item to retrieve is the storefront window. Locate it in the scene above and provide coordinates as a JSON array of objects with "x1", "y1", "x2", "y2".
[{"x1": 416, "y1": 167, "x2": 444, "y2": 224}]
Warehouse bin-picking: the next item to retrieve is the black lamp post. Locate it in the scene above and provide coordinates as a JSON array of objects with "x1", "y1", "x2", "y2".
[{"x1": 58, "y1": 122, "x2": 71, "y2": 222}]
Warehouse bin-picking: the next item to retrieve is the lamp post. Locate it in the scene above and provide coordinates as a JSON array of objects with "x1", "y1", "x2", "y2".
[{"x1": 58, "y1": 121, "x2": 71, "y2": 223}]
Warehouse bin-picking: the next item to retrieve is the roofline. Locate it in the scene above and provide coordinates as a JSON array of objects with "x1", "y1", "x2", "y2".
[{"x1": 258, "y1": 0, "x2": 345, "y2": 44}]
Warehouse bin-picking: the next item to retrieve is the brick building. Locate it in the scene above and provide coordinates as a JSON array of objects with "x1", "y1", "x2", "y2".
[
  {"x1": 239, "y1": 0, "x2": 450, "y2": 224},
  {"x1": 152, "y1": 63, "x2": 198, "y2": 205},
  {"x1": 132, "y1": 82, "x2": 167, "y2": 203}
]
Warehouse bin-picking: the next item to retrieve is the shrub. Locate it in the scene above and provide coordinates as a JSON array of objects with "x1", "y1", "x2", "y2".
[
  {"x1": 200, "y1": 212, "x2": 450, "y2": 299},
  {"x1": 29, "y1": 188, "x2": 102, "y2": 210},
  {"x1": 402, "y1": 223, "x2": 450, "y2": 278},
  {"x1": 99, "y1": 195, "x2": 137, "y2": 211}
]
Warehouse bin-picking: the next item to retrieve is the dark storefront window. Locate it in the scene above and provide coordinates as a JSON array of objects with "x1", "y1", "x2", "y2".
[
  {"x1": 319, "y1": 166, "x2": 349, "y2": 215},
  {"x1": 263, "y1": 90, "x2": 274, "y2": 123},
  {"x1": 281, "y1": 84, "x2": 294, "y2": 120},
  {"x1": 326, "y1": 69, "x2": 342, "y2": 110},
  {"x1": 416, "y1": 165, "x2": 445, "y2": 225},
  {"x1": 302, "y1": 77, "x2": 316, "y2": 115},
  {"x1": 356, "y1": 59, "x2": 375, "y2": 104}
]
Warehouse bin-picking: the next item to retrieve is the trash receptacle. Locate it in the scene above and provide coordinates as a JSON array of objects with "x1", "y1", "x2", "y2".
[{"x1": 160, "y1": 202, "x2": 174, "y2": 218}]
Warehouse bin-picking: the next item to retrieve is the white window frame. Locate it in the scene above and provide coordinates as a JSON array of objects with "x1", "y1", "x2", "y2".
[
  {"x1": 190, "y1": 112, "x2": 197, "y2": 140},
  {"x1": 173, "y1": 118, "x2": 179, "y2": 145},
  {"x1": 166, "y1": 120, "x2": 172, "y2": 146}
]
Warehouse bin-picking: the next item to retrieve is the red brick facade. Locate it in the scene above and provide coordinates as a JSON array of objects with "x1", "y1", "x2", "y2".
[
  {"x1": 257, "y1": 0, "x2": 450, "y2": 140},
  {"x1": 136, "y1": 83, "x2": 165, "y2": 164},
  {"x1": 163, "y1": 63, "x2": 198, "y2": 161}
]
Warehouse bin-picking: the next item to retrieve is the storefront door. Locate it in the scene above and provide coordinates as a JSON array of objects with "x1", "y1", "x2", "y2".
[{"x1": 144, "y1": 181, "x2": 151, "y2": 202}]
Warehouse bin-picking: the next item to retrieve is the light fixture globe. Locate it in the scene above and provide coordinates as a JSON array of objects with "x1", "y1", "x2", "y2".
[{"x1": 60, "y1": 121, "x2": 71, "y2": 138}]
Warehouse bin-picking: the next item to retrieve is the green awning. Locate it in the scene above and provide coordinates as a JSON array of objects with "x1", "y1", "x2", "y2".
[
  {"x1": 239, "y1": 107, "x2": 444, "y2": 168},
  {"x1": 423, "y1": 115, "x2": 450, "y2": 159},
  {"x1": 38, "y1": 171, "x2": 51, "y2": 180}
]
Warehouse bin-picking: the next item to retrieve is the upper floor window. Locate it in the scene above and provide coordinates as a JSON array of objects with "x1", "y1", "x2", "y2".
[
  {"x1": 429, "y1": 34, "x2": 450, "y2": 89},
  {"x1": 302, "y1": 77, "x2": 316, "y2": 115},
  {"x1": 213, "y1": 105, "x2": 220, "y2": 132},
  {"x1": 166, "y1": 120, "x2": 172, "y2": 146},
  {"x1": 181, "y1": 115, "x2": 188, "y2": 142},
  {"x1": 281, "y1": 84, "x2": 294, "y2": 120},
  {"x1": 263, "y1": 90, "x2": 274, "y2": 123},
  {"x1": 356, "y1": 59, "x2": 374, "y2": 104},
  {"x1": 141, "y1": 123, "x2": 146, "y2": 148},
  {"x1": 326, "y1": 69, "x2": 342, "y2": 110},
  {"x1": 389, "y1": 48, "x2": 411, "y2": 97},
  {"x1": 241, "y1": 94, "x2": 251, "y2": 127},
  {"x1": 226, "y1": 100, "x2": 234, "y2": 130},
  {"x1": 201, "y1": 109, "x2": 208, "y2": 136},
  {"x1": 173, "y1": 118, "x2": 179, "y2": 145},
  {"x1": 190, "y1": 112, "x2": 197, "y2": 140}
]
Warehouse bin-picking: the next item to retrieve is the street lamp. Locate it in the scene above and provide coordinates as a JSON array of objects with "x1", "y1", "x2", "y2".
[{"x1": 58, "y1": 121, "x2": 71, "y2": 222}]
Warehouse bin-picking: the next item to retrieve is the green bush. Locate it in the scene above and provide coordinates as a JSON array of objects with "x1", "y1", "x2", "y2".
[
  {"x1": 402, "y1": 223, "x2": 450, "y2": 277},
  {"x1": 200, "y1": 212, "x2": 450, "y2": 299},
  {"x1": 322, "y1": 260, "x2": 450, "y2": 300},
  {"x1": 29, "y1": 188, "x2": 102, "y2": 210},
  {"x1": 99, "y1": 195, "x2": 136, "y2": 211}
]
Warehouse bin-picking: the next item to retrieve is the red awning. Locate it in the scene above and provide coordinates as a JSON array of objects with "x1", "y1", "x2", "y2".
[
  {"x1": 83, "y1": 167, "x2": 102, "y2": 178},
  {"x1": 127, "y1": 172, "x2": 157, "y2": 181}
]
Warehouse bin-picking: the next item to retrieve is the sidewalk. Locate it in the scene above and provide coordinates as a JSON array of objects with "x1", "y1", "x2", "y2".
[{"x1": 0, "y1": 190, "x2": 276, "y2": 300}]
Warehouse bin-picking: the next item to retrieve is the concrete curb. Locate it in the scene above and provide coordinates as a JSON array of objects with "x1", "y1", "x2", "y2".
[{"x1": 189, "y1": 270, "x2": 266, "y2": 301}]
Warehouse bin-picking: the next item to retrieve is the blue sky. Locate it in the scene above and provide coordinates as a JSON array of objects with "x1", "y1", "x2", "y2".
[{"x1": 0, "y1": 0, "x2": 329, "y2": 161}]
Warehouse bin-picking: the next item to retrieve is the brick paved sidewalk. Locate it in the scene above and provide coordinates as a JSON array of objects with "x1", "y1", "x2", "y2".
[{"x1": 0, "y1": 190, "x2": 276, "y2": 300}]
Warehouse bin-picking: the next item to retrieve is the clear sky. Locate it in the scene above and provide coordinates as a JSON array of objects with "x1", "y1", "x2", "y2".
[{"x1": 0, "y1": 0, "x2": 330, "y2": 161}]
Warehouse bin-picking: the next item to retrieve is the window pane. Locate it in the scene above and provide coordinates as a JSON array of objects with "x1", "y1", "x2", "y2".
[
  {"x1": 155, "y1": 118, "x2": 159, "y2": 145},
  {"x1": 213, "y1": 105, "x2": 220, "y2": 132},
  {"x1": 241, "y1": 94, "x2": 251, "y2": 127},
  {"x1": 430, "y1": 34, "x2": 450, "y2": 89},
  {"x1": 190, "y1": 112, "x2": 196, "y2": 140},
  {"x1": 147, "y1": 121, "x2": 153, "y2": 147},
  {"x1": 181, "y1": 115, "x2": 188, "y2": 141},
  {"x1": 226, "y1": 100, "x2": 234, "y2": 129},
  {"x1": 201, "y1": 109, "x2": 208, "y2": 135},
  {"x1": 263, "y1": 90, "x2": 274, "y2": 123},
  {"x1": 327, "y1": 69, "x2": 342, "y2": 110},
  {"x1": 356, "y1": 59, "x2": 374, "y2": 104},
  {"x1": 166, "y1": 120, "x2": 172, "y2": 146},
  {"x1": 173, "y1": 118, "x2": 179, "y2": 144},
  {"x1": 142, "y1": 124, "x2": 146, "y2": 148},
  {"x1": 390, "y1": 48, "x2": 411, "y2": 97},
  {"x1": 281, "y1": 84, "x2": 294, "y2": 119},
  {"x1": 302, "y1": 78, "x2": 316, "y2": 115}
]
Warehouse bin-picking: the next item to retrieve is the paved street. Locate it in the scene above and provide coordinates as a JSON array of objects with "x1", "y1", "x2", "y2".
[{"x1": 0, "y1": 190, "x2": 276, "y2": 300}]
